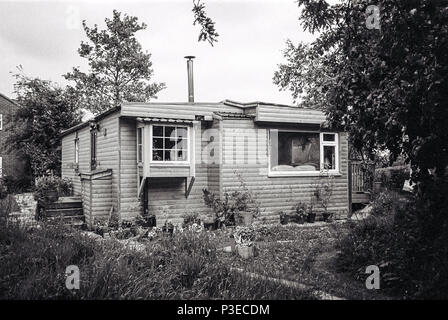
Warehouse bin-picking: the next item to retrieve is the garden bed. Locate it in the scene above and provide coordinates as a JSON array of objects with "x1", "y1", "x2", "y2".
[{"x1": 217, "y1": 222, "x2": 395, "y2": 300}]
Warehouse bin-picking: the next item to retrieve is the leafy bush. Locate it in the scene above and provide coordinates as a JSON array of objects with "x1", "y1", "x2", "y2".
[
  {"x1": 337, "y1": 178, "x2": 448, "y2": 298},
  {"x1": 234, "y1": 226, "x2": 256, "y2": 247},
  {"x1": 369, "y1": 190, "x2": 401, "y2": 217},
  {"x1": 34, "y1": 175, "x2": 73, "y2": 202},
  {"x1": 375, "y1": 166, "x2": 410, "y2": 191},
  {"x1": 1, "y1": 175, "x2": 33, "y2": 194}
]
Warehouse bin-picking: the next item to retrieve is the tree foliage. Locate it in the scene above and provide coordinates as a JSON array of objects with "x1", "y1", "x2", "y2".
[
  {"x1": 3, "y1": 74, "x2": 82, "y2": 177},
  {"x1": 274, "y1": 0, "x2": 448, "y2": 184},
  {"x1": 192, "y1": 0, "x2": 219, "y2": 46},
  {"x1": 65, "y1": 10, "x2": 166, "y2": 114}
]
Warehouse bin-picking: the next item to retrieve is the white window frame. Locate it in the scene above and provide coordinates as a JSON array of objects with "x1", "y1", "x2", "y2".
[
  {"x1": 268, "y1": 129, "x2": 340, "y2": 177},
  {"x1": 149, "y1": 123, "x2": 190, "y2": 165},
  {"x1": 320, "y1": 132, "x2": 339, "y2": 173},
  {"x1": 0, "y1": 114, "x2": 3, "y2": 130},
  {"x1": 74, "y1": 138, "x2": 79, "y2": 165},
  {"x1": 0, "y1": 156, "x2": 2, "y2": 177},
  {"x1": 137, "y1": 126, "x2": 144, "y2": 164}
]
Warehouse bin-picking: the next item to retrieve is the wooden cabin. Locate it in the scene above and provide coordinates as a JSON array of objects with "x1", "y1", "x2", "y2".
[{"x1": 60, "y1": 100, "x2": 350, "y2": 228}]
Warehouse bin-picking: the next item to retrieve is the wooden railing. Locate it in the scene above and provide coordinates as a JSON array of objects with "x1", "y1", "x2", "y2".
[{"x1": 349, "y1": 161, "x2": 375, "y2": 193}]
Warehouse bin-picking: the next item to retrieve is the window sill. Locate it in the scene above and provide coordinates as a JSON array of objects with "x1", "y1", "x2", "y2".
[
  {"x1": 268, "y1": 171, "x2": 342, "y2": 178},
  {"x1": 149, "y1": 162, "x2": 190, "y2": 167}
]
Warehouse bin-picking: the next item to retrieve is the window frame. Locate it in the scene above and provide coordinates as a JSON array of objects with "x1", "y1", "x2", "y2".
[
  {"x1": 0, "y1": 114, "x2": 3, "y2": 130},
  {"x1": 137, "y1": 126, "x2": 144, "y2": 164},
  {"x1": 74, "y1": 137, "x2": 79, "y2": 166},
  {"x1": 149, "y1": 123, "x2": 190, "y2": 165},
  {"x1": 268, "y1": 129, "x2": 340, "y2": 177},
  {"x1": 90, "y1": 128, "x2": 97, "y2": 170},
  {"x1": 0, "y1": 156, "x2": 2, "y2": 177}
]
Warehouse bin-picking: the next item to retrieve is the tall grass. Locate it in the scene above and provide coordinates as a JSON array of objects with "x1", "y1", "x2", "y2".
[{"x1": 0, "y1": 222, "x2": 314, "y2": 299}]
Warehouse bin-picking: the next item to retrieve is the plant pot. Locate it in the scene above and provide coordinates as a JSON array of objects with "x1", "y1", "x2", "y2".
[
  {"x1": 280, "y1": 215, "x2": 289, "y2": 225},
  {"x1": 307, "y1": 213, "x2": 316, "y2": 223},
  {"x1": 214, "y1": 219, "x2": 223, "y2": 230},
  {"x1": 322, "y1": 211, "x2": 332, "y2": 222},
  {"x1": 203, "y1": 222, "x2": 215, "y2": 231},
  {"x1": 237, "y1": 245, "x2": 254, "y2": 259},
  {"x1": 46, "y1": 190, "x2": 59, "y2": 203},
  {"x1": 162, "y1": 225, "x2": 174, "y2": 235},
  {"x1": 297, "y1": 216, "x2": 305, "y2": 224},
  {"x1": 147, "y1": 215, "x2": 156, "y2": 227},
  {"x1": 241, "y1": 211, "x2": 254, "y2": 226}
]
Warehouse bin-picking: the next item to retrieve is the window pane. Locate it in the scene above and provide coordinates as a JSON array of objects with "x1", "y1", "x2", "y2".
[
  {"x1": 138, "y1": 146, "x2": 143, "y2": 163},
  {"x1": 177, "y1": 138, "x2": 188, "y2": 149},
  {"x1": 176, "y1": 150, "x2": 187, "y2": 161},
  {"x1": 152, "y1": 149, "x2": 163, "y2": 161},
  {"x1": 137, "y1": 127, "x2": 142, "y2": 143},
  {"x1": 164, "y1": 126, "x2": 175, "y2": 138},
  {"x1": 164, "y1": 137, "x2": 176, "y2": 150},
  {"x1": 177, "y1": 127, "x2": 188, "y2": 138},
  {"x1": 164, "y1": 150, "x2": 173, "y2": 161},
  {"x1": 153, "y1": 138, "x2": 163, "y2": 149},
  {"x1": 323, "y1": 145, "x2": 336, "y2": 170},
  {"x1": 153, "y1": 125, "x2": 163, "y2": 137},
  {"x1": 271, "y1": 131, "x2": 320, "y2": 171},
  {"x1": 323, "y1": 133, "x2": 335, "y2": 142}
]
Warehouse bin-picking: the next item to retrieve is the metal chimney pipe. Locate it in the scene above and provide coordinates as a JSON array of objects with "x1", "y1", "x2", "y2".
[{"x1": 184, "y1": 56, "x2": 195, "y2": 103}]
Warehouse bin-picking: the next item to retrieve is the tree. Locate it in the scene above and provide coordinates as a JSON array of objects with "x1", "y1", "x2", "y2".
[
  {"x1": 274, "y1": 0, "x2": 448, "y2": 185},
  {"x1": 3, "y1": 74, "x2": 82, "y2": 177},
  {"x1": 192, "y1": 0, "x2": 219, "y2": 46},
  {"x1": 65, "y1": 10, "x2": 166, "y2": 114}
]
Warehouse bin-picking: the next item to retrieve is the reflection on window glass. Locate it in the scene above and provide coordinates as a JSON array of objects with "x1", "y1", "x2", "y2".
[
  {"x1": 323, "y1": 133, "x2": 335, "y2": 142},
  {"x1": 270, "y1": 131, "x2": 320, "y2": 172},
  {"x1": 152, "y1": 125, "x2": 188, "y2": 162},
  {"x1": 323, "y1": 145, "x2": 336, "y2": 170}
]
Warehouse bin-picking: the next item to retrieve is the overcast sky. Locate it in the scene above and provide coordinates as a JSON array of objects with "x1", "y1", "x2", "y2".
[{"x1": 0, "y1": 0, "x2": 316, "y2": 105}]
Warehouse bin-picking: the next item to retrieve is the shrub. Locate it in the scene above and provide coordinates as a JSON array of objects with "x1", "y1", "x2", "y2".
[
  {"x1": 337, "y1": 177, "x2": 448, "y2": 298},
  {"x1": 34, "y1": 175, "x2": 73, "y2": 202},
  {"x1": 1, "y1": 175, "x2": 33, "y2": 194},
  {"x1": 202, "y1": 172, "x2": 260, "y2": 226},
  {"x1": 375, "y1": 166, "x2": 410, "y2": 191},
  {"x1": 369, "y1": 190, "x2": 401, "y2": 217}
]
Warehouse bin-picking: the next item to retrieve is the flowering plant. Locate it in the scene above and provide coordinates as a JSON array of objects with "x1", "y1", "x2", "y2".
[{"x1": 234, "y1": 226, "x2": 256, "y2": 247}]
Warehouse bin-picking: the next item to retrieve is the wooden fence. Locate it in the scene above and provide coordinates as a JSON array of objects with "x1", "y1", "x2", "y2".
[{"x1": 348, "y1": 160, "x2": 375, "y2": 211}]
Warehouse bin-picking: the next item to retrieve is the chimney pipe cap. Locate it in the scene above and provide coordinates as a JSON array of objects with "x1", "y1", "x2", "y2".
[{"x1": 184, "y1": 55, "x2": 196, "y2": 60}]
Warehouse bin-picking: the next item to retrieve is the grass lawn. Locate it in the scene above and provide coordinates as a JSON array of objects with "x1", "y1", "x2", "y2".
[{"x1": 217, "y1": 222, "x2": 396, "y2": 300}]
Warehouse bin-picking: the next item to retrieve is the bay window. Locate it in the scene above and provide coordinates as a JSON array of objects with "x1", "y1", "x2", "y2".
[
  {"x1": 269, "y1": 130, "x2": 339, "y2": 175},
  {"x1": 150, "y1": 124, "x2": 189, "y2": 163}
]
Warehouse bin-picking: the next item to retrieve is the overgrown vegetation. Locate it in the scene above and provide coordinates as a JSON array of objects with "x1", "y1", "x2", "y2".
[
  {"x1": 0, "y1": 222, "x2": 314, "y2": 299},
  {"x1": 33, "y1": 175, "x2": 73, "y2": 203},
  {"x1": 337, "y1": 183, "x2": 448, "y2": 299}
]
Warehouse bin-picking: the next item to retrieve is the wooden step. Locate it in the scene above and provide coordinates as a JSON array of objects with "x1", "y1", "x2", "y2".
[
  {"x1": 46, "y1": 201, "x2": 83, "y2": 210},
  {"x1": 45, "y1": 208, "x2": 83, "y2": 217}
]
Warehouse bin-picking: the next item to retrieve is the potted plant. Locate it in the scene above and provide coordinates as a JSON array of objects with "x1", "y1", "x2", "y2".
[
  {"x1": 162, "y1": 221, "x2": 174, "y2": 235},
  {"x1": 306, "y1": 204, "x2": 316, "y2": 223},
  {"x1": 279, "y1": 211, "x2": 289, "y2": 225},
  {"x1": 292, "y1": 202, "x2": 307, "y2": 224},
  {"x1": 34, "y1": 175, "x2": 64, "y2": 203},
  {"x1": 234, "y1": 226, "x2": 256, "y2": 259}
]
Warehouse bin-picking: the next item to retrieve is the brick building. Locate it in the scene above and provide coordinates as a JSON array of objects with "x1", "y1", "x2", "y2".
[{"x1": 0, "y1": 93, "x2": 26, "y2": 178}]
